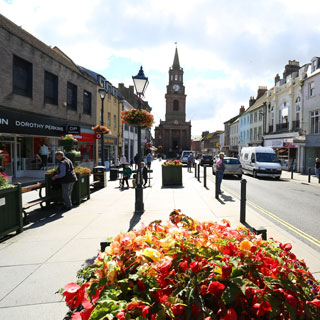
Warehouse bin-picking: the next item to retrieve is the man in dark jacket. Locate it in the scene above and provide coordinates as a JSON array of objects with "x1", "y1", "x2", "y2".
[
  {"x1": 141, "y1": 162, "x2": 148, "y2": 187},
  {"x1": 52, "y1": 151, "x2": 77, "y2": 210}
]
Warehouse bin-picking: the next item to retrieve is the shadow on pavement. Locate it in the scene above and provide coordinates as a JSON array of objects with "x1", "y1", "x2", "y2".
[
  {"x1": 220, "y1": 194, "x2": 234, "y2": 202},
  {"x1": 161, "y1": 186, "x2": 184, "y2": 189},
  {"x1": 128, "y1": 212, "x2": 143, "y2": 231}
]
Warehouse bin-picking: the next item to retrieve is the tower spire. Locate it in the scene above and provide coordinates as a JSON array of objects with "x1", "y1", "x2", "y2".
[{"x1": 172, "y1": 45, "x2": 180, "y2": 69}]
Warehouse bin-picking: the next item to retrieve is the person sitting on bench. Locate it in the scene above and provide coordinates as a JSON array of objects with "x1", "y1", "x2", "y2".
[{"x1": 120, "y1": 163, "x2": 132, "y2": 189}]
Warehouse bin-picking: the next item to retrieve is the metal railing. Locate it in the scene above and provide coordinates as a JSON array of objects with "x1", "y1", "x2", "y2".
[{"x1": 276, "y1": 122, "x2": 288, "y2": 132}]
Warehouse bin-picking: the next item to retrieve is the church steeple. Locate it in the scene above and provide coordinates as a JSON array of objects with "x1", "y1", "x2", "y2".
[{"x1": 172, "y1": 47, "x2": 180, "y2": 69}]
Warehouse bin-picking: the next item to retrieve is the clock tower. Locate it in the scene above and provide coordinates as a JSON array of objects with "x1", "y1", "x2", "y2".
[{"x1": 155, "y1": 47, "x2": 191, "y2": 156}]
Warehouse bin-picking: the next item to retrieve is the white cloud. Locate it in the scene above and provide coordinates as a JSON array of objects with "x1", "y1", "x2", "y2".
[{"x1": 2, "y1": 0, "x2": 320, "y2": 135}]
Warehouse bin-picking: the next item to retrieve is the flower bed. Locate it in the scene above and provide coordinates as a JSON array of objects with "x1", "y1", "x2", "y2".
[
  {"x1": 162, "y1": 160, "x2": 183, "y2": 167},
  {"x1": 61, "y1": 210, "x2": 320, "y2": 319},
  {"x1": 121, "y1": 109, "x2": 154, "y2": 127}
]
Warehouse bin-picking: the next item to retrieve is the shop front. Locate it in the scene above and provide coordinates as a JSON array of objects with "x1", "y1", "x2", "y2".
[
  {"x1": 264, "y1": 137, "x2": 301, "y2": 171},
  {"x1": 305, "y1": 135, "x2": 320, "y2": 174},
  {"x1": 0, "y1": 109, "x2": 95, "y2": 179},
  {"x1": 97, "y1": 136, "x2": 118, "y2": 168}
]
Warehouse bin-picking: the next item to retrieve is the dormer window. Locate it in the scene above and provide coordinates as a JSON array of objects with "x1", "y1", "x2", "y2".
[{"x1": 311, "y1": 59, "x2": 318, "y2": 73}]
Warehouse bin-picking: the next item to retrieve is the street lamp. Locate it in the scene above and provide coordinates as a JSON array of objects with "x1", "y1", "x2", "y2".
[
  {"x1": 98, "y1": 87, "x2": 106, "y2": 167},
  {"x1": 132, "y1": 66, "x2": 149, "y2": 214}
]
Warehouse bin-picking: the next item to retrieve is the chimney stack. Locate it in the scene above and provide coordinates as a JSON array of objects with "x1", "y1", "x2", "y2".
[
  {"x1": 283, "y1": 60, "x2": 300, "y2": 79},
  {"x1": 240, "y1": 105, "x2": 245, "y2": 114},
  {"x1": 257, "y1": 86, "x2": 267, "y2": 99},
  {"x1": 274, "y1": 73, "x2": 280, "y2": 84},
  {"x1": 249, "y1": 96, "x2": 256, "y2": 107}
]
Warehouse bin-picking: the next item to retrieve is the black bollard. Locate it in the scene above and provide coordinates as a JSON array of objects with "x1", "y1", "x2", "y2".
[
  {"x1": 215, "y1": 170, "x2": 219, "y2": 199},
  {"x1": 308, "y1": 168, "x2": 311, "y2": 183},
  {"x1": 198, "y1": 163, "x2": 201, "y2": 182},
  {"x1": 204, "y1": 165, "x2": 207, "y2": 188},
  {"x1": 240, "y1": 179, "x2": 247, "y2": 223},
  {"x1": 194, "y1": 162, "x2": 197, "y2": 178},
  {"x1": 291, "y1": 165, "x2": 294, "y2": 179}
]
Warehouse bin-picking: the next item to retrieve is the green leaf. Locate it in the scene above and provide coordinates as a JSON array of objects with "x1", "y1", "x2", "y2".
[{"x1": 221, "y1": 283, "x2": 242, "y2": 305}]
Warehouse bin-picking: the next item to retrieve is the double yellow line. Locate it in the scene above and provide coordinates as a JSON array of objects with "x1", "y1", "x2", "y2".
[{"x1": 224, "y1": 186, "x2": 320, "y2": 248}]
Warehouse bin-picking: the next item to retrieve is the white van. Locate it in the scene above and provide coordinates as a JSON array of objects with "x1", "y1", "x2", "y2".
[
  {"x1": 180, "y1": 150, "x2": 193, "y2": 165},
  {"x1": 240, "y1": 147, "x2": 282, "y2": 179}
]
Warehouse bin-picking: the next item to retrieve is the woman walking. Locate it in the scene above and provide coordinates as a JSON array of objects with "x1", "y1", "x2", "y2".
[{"x1": 315, "y1": 158, "x2": 320, "y2": 179}]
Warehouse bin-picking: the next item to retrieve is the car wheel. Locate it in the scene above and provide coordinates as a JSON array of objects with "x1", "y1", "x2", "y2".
[
  {"x1": 238, "y1": 175, "x2": 242, "y2": 179},
  {"x1": 253, "y1": 170, "x2": 257, "y2": 178},
  {"x1": 275, "y1": 176, "x2": 280, "y2": 180}
]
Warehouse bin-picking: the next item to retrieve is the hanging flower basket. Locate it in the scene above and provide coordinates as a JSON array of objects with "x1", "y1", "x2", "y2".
[
  {"x1": 92, "y1": 125, "x2": 111, "y2": 134},
  {"x1": 121, "y1": 109, "x2": 154, "y2": 127},
  {"x1": 60, "y1": 210, "x2": 320, "y2": 319}
]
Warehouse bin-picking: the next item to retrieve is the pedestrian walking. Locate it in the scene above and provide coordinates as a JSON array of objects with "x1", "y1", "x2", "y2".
[
  {"x1": 315, "y1": 157, "x2": 320, "y2": 179},
  {"x1": 39, "y1": 142, "x2": 49, "y2": 170},
  {"x1": 146, "y1": 153, "x2": 152, "y2": 169},
  {"x1": 120, "y1": 154, "x2": 127, "y2": 169},
  {"x1": 216, "y1": 152, "x2": 225, "y2": 195},
  {"x1": 134, "y1": 153, "x2": 139, "y2": 170},
  {"x1": 187, "y1": 153, "x2": 193, "y2": 172},
  {"x1": 141, "y1": 162, "x2": 148, "y2": 187},
  {"x1": 52, "y1": 151, "x2": 77, "y2": 211},
  {"x1": 120, "y1": 163, "x2": 132, "y2": 188}
]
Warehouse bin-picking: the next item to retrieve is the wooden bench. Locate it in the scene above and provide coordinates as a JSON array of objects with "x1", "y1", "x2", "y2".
[
  {"x1": 22, "y1": 183, "x2": 55, "y2": 216},
  {"x1": 118, "y1": 169, "x2": 153, "y2": 188}
]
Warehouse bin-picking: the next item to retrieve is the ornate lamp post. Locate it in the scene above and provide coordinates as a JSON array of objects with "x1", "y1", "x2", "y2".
[
  {"x1": 98, "y1": 88, "x2": 106, "y2": 166},
  {"x1": 132, "y1": 66, "x2": 149, "y2": 214}
]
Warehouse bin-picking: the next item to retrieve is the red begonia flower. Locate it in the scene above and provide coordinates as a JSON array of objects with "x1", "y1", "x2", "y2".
[{"x1": 207, "y1": 281, "x2": 226, "y2": 295}]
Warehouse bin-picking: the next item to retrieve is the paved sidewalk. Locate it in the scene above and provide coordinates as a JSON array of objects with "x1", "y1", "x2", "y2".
[
  {"x1": 1, "y1": 160, "x2": 320, "y2": 320},
  {"x1": 281, "y1": 169, "x2": 320, "y2": 185}
]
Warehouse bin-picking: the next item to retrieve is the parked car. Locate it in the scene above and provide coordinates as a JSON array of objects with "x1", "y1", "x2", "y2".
[
  {"x1": 213, "y1": 157, "x2": 242, "y2": 179},
  {"x1": 200, "y1": 155, "x2": 214, "y2": 166},
  {"x1": 240, "y1": 147, "x2": 281, "y2": 179},
  {"x1": 180, "y1": 150, "x2": 193, "y2": 165},
  {"x1": 195, "y1": 153, "x2": 202, "y2": 160}
]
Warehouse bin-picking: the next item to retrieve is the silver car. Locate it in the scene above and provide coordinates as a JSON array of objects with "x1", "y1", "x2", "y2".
[{"x1": 213, "y1": 157, "x2": 242, "y2": 179}]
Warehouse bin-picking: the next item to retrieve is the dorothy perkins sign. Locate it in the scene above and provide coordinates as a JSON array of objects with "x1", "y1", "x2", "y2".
[{"x1": 0, "y1": 109, "x2": 68, "y2": 137}]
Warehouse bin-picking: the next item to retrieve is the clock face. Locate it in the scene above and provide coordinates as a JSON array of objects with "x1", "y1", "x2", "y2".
[{"x1": 173, "y1": 84, "x2": 180, "y2": 92}]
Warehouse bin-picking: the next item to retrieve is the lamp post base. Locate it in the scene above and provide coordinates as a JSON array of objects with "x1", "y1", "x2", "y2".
[{"x1": 135, "y1": 186, "x2": 144, "y2": 214}]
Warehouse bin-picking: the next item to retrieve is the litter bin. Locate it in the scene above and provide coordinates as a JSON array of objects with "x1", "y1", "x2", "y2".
[
  {"x1": 109, "y1": 167, "x2": 119, "y2": 181},
  {"x1": 93, "y1": 166, "x2": 106, "y2": 188}
]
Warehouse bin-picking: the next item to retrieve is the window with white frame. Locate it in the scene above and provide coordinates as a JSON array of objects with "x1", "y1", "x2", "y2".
[
  {"x1": 295, "y1": 97, "x2": 301, "y2": 121},
  {"x1": 254, "y1": 128, "x2": 257, "y2": 140},
  {"x1": 254, "y1": 112, "x2": 257, "y2": 122},
  {"x1": 279, "y1": 103, "x2": 288, "y2": 124},
  {"x1": 311, "y1": 110, "x2": 320, "y2": 134},
  {"x1": 309, "y1": 82, "x2": 315, "y2": 97},
  {"x1": 258, "y1": 111, "x2": 262, "y2": 121},
  {"x1": 270, "y1": 107, "x2": 274, "y2": 126}
]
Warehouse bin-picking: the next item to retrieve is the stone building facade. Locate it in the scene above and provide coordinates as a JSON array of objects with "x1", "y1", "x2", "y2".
[
  {"x1": 0, "y1": 14, "x2": 97, "y2": 178},
  {"x1": 155, "y1": 48, "x2": 191, "y2": 157}
]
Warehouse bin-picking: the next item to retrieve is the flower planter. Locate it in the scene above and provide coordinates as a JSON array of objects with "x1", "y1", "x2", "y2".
[
  {"x1": 58, "y1": 139, "x2": 78, "y2": 149},
  {"x1": 162, "y1": 165, "x2": 183, "y2": 186},
  {"x1": 0, "y1": 184, "x2": 23, "y2": 238},
  {"x1": 45, "y1": 173, "x2": 90, "y2": 206},
  {"x1": 72, "y1": 173, "x2": 90, "y2": 205}
]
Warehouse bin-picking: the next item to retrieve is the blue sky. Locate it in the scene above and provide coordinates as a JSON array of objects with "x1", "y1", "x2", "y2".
[{"x1": 1, "y1": 0, "x2": 320, "y2": 135}]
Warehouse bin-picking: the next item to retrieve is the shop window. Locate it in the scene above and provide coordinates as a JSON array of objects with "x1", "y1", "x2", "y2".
[
  {"x1": 173, "y1": 100, "x2": 179, "y2": 111},
  {"x1": 67, "y1": 82, "x2": 77, "y2": 111},
  {"x1": 13, "y1": 55, "x2": 33, "y2": 97},
  {"x1": 113, "y1": 115, "x2": 116, "y2": 129},
  {"x1": 44, "y1": 71, "x2": 58, "y2": 105},
  {"x1": 311, "y1": 110, "x2": 320, "y2": 134},
  {"x1": 83, "y1": 90, "x2": 91, "y2": 115}
]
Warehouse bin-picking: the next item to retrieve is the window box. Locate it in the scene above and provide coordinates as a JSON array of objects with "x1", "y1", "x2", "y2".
[
  {"x1": 162, "y1": 166, "x2": 182, "y2": 186},
  {"x1": 0, "y1": 184, "x2": 23, "y2": 238}
]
